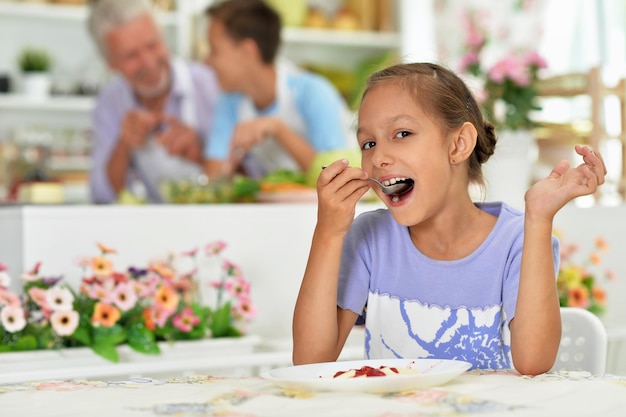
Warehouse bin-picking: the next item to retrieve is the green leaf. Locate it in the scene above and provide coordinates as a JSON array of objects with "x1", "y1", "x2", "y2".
[
  {"x1": 14, "y1": 335, "x2": 38, "y2": 351},
  {"x1": 93, "y1": 324, "x2": 127, "y2": 346},
  {"x1": 208, "y1": 302, "x2": 235, "y2": 338},
  {"x1": 91, "y1": 343, "x2": 119, "y2": 363},
  {"x1": 223, "y1": 326, "x2": 242, "y2": 338},
  {"x1": 127, "y1": 323, "x2": 160, "y2": 355},
  {"x1": 71, "y1": 324, "x2": 92, "y2": 346},
  {"x1": 588, "y1": 304, "x2": 605, "y2": 316}
]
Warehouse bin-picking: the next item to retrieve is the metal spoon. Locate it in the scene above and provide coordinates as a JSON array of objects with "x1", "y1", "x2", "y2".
[
  {"x1": 368, "y1": 178, "x2": 414, "y2": 195},
  {"x1": 321, "y1": 166, "x2": 414, "y2": 195}
]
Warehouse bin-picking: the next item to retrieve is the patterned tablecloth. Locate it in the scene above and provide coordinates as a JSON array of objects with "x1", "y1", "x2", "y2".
[{"x1": 1, "y1": 370, "x2": 625, "y2": 417}]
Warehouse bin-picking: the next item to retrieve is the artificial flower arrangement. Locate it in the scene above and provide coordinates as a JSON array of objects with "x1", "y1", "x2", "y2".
[
  {"x1": 437, "y1": 1, "x2": 548, "y2": 131},
  {"x1": 0, "y1": 241, "x2": 256, "y2": 362},
  {"x1": 556, "y1": 232, "x2": 615, "y2": 316},
  {"x1": 460, "y1": 48, "x2": 547, "y2": 131}
]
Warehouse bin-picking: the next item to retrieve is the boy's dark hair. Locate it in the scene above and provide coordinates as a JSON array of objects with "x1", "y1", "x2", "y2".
[{"x1": 206, "y1": 0, "x2": 281, "y2": 64}]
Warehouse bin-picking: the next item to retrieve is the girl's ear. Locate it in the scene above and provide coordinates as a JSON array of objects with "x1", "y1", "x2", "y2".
[{"x1": 449, "y1": 122, "x2": 478, "y2": 164}]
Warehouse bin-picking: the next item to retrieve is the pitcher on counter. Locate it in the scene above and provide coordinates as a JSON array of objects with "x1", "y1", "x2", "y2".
[
  {"x1": 203, "y1": 0, "x2": 352, "y2": 179},
  {"x1": 87, "y1": 0, "x2": 220, "y2": 203}
]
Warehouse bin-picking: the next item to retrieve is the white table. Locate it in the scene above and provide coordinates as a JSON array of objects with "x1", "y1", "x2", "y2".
[{"x1": 1, "y1": 369, "x2": 625, "y2": 417}]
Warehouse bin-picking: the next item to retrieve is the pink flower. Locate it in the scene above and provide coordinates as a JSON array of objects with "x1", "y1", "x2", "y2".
[
  {"x1": 172, "y1": 307, "x2": 200, "y2": 332},
  {"x1": 149, "y1": 305, "x2": 173, "y2": 328},
  {"x1": 50, "y1": 310, "x2": 79, "y2": 336},
  {"x1": 0, "y1": 289, "x2": 22, "y2": 309},
  {"x1": 28, "y1": 287, "x2": 50, "y2": 313},
  {"x1": 606, "y1": 269, "x2": 617, "y2": 282},
  {"x1": 181, "y1": 247, "x2": 198, "y2": 257},
  {"x1": 524, "y1": 50, "x2": 547, "y2": 69},
  {"x1": 21, "y1": 261, "x2": 42, "y2": 282},
  {"x1": 205, "y1": 241, "x2": 227, "y2": 256},
  {"x1": 225, "y1": 277, "x2": 250, "y2": 298},
  {"x1": 462, "y1": 10, "x2": 486, "y2": 48},
  {"x1": 134, "y1": 273, "x2": 160, "y2": 298},
  {"x1": 74, "y1": 256, "x2": 91, "y2": 269},
  {"x1": 560, "y1": 242, "x2": 579, "y2": 263},
  {"x1": 222, "y1": 260, "x2": 242, "y2": 278},
  {"x1": 458, "y1": 52, "x2": 480, "y2": 72},
  {"x1": 0, "y1": 306, "x2": 27, "y2": 332},
  {"x1": 83, "y1": 282, "x2": 114, "y2": 304},
  {"x1": 488, "y1": 56, "x2": 530, "y2": 86},
  {"x1": 112, "y1": 282, "x2": 138, "y2": 311},
  {"x1": 0, "y1": 262, "x2": 8, "y2": 271},
  {"x1": 233, "y1": 295, "x2": 256, "y2": 321},
  {"x1": 210, "y1": 280, "x2": 225, "y2": 289}
]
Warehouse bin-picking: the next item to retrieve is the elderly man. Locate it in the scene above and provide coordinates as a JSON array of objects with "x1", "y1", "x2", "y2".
[{"x1": 87, "y1": 0, "x2": 220, "y2": 203}]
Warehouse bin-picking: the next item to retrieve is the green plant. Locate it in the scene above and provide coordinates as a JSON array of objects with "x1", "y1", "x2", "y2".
[
  {"x1": 0, "y1": 241, "x2": 255, "y2": 362},
  {"x1": 17, "y1": 48, "x2": 52, "y2": 73}
]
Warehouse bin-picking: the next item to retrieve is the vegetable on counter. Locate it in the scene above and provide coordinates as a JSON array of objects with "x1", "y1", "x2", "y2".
[{"x1": 259, "y1": 169, "x2": 311, "y2": 193}]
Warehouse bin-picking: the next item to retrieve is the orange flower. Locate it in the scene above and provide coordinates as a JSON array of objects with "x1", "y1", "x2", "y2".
[
  {"x1": 154, "y1": 285, "x2": 179, "y2": 312},
  {"x1": 594, "y1": 236, "x2": 609, "y2": 252},
  {"x1": 567, "y1": 287, "x2": 590, "y2": 309},
  {"x1": 92, "y1": 302, "x2": 121, "y2": 327},
  {"x1": 96, "y1": 243, "x2": 117, "y2": 254},
  {"x1": 142, "y1": 308, "x2": 155, "y2": 331},
  {"x1": 91, "y1": 256, "x2": 113, "y2": 278},
  {"x1": 592, "y1": 287, "x2": 607, "y2": 306},
  {"x1": 151, "y1": 263, "x2": 174, "y2": 280},
  {"x1": 589, "y1": 252, "x2": 601, "y2": 266}
]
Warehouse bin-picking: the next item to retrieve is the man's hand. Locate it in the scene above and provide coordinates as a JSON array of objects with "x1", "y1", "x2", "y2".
[
  {"x1": 229, "y1": 117, "x2": 280, "y2": 157},
  {"x1": 156, "y1": 114, "x2": 202, "y2": 163},
  {"x1": 119, "y1": 109, "x2": 161, "y2": 150}
]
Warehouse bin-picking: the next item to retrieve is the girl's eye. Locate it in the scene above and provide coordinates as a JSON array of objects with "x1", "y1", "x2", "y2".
[
  {"x1": 361, "y1": 141, "x2": 375, "y2": 150},
  {"x1": 394, "y1": 131, "x2": 411, "y2": 139}
]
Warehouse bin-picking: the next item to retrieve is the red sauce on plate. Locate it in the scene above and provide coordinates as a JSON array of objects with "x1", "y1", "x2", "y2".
[{"x1": 333, "y1": 365, "x2": 400, "y2": 378}]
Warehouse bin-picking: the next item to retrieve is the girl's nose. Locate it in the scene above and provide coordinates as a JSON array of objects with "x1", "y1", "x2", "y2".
[{"x1": 371, "y1": 144, "x2": 392, "y2": 168}]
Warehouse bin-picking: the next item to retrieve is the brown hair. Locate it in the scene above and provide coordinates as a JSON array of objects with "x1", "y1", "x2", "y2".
[
  {"x1": 362, "y1": 62, "x2": 497, "y2": 186},
  {"x1": 206, "y1": 0, "x2": 281, "y2": 64}
]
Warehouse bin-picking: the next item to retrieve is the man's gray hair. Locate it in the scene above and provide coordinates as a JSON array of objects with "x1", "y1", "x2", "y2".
[{"x1": 87, "y1": 0, "x2": 156, "y2": 57}]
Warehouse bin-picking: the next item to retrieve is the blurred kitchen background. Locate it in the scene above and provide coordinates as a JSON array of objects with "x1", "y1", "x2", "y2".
[{"x1": 0, "y1": 0, "x2": 624, "y2": 205}]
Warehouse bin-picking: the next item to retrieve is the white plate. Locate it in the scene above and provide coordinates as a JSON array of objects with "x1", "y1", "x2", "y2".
[{"x1": 261, "y1": 358, "x2": 472, "y2": 393}]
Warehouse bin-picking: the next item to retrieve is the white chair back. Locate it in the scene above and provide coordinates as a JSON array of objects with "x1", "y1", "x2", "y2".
[{"x1": 551, "y1": 307, "x2": 607, "y2": 374}]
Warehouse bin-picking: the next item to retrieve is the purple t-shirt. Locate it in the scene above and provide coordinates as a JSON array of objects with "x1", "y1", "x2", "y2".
[
  {"x1": 338, "y1": 202, "x2": 560, "y2": 369},
  {"x1": 89, "y1": 60, "x2": 220, "y2": 203}
]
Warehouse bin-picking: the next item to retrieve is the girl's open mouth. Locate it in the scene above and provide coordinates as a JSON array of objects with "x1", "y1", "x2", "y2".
[{"x1": 388, "y1": 179, "x2": 414, "y2": 203}]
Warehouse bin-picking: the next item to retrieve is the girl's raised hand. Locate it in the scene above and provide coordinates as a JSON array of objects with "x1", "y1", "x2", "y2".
[
  {"x1": 525, "y1": 145, "x2": 607, "y2": 220},
  {"x1": 316, "y1": 159, "x2": 370, "y2": 236}
]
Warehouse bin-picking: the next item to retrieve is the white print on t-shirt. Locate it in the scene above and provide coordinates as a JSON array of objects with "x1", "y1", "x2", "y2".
[{"x1": 364, "y1": 293, "x2": 512, "y2": 369}]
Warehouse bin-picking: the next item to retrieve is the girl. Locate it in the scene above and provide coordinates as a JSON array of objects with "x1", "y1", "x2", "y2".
[{"x1": 292, "y1": 63, "x2": 606, "y2": 375}]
